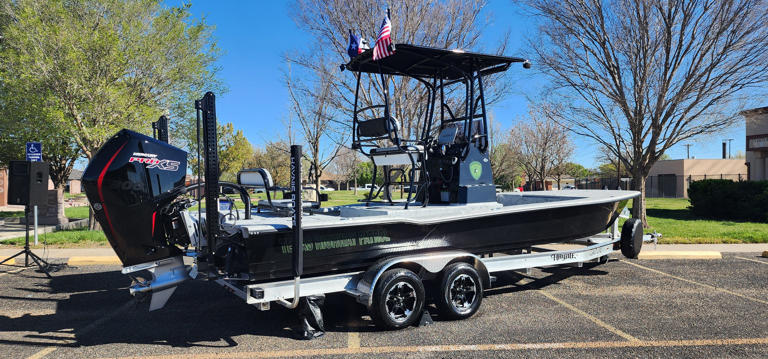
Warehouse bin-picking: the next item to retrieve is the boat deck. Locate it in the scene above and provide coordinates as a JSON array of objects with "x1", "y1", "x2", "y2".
[{"x1": 220, "y1": 190, "x2": 638, "y2": 235}]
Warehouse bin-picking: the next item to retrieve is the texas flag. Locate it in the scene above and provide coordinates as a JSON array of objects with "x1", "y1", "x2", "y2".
[{"x1": 347, "y1": 31, "x2": 370, "y2": 59}]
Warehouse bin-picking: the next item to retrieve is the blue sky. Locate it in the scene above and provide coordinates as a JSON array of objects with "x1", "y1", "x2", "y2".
[{"x1": 177, "y1": 0, "x2": 749, "y2": 168}]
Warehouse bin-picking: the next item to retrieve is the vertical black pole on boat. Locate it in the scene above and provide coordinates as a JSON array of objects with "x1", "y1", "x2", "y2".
[{"x1": 290, "y1": 145, "x2": 303, "y2": 277}]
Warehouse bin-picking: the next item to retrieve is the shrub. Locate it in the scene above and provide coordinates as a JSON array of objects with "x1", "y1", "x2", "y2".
[{"x1": 688, "y1": 179, "x2": 768, "y2": 222}]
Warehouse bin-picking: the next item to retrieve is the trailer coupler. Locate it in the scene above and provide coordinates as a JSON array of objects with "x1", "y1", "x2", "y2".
[{"x1": 122, "y1": 256, "x2": 191, "y2": 311}]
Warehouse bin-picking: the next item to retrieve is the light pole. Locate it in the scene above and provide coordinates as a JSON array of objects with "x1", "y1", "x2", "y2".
[
  {"x1": 726, "y1": 138, "x2": 734, "y2": 158},
  {"x1": 684, "y1": 144, "x2": 692, "y2": 159}
]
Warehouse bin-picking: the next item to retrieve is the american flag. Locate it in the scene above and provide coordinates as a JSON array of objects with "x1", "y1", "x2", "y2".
[{"x1": 372, "y1": 14, "x2": 394, "y2": 61}]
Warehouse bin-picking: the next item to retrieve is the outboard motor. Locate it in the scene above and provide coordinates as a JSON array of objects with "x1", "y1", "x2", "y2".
[{"x1": 82, "y1": 129, "x2": 188, "y2": 267}]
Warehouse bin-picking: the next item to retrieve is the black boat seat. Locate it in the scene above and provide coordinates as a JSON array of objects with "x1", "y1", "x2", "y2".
[
  {"x1": 369, "y1": 145, "x2": 424, "y2": 166},
  {"x1": 357, "y1": 116, "x2": 401, "y2": 138}
]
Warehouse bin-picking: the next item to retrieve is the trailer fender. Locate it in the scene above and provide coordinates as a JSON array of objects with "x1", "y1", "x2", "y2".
[{"x1": 354, "y1": 251, "x2": 490, "y2": 308}]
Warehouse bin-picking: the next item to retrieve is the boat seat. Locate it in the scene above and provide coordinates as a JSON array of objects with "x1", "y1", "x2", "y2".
[{"x1": 369, "y1": 145, "x2": 424, "y2": 166}]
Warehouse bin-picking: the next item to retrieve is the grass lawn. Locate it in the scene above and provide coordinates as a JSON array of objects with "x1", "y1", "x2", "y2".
[
  {"x1": 65, "y1": 206, "x2": 90, "y2": 219},
  {"x1": 635, "y1": 198, "x2": 768, "y2": 244},
  {"x1": 0, "y1": 211, "x2": 24, "y2": 218},
  {"x1": 0, "y1": 229, "x2": 108, "y2": 248}
]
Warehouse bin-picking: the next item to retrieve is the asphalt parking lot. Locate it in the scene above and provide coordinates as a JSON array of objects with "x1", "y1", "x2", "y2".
[{"x1": 1, "y1": 253, "x2": 766, "y2": 358}]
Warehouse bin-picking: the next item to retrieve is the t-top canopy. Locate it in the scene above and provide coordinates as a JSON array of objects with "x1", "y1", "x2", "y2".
[{"x1": 344, "y1": 43, "x2": 528, "y2": 80}]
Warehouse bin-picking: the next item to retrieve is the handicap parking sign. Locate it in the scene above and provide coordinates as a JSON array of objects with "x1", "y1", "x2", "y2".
[{"x1": 26, "y1": 142, "x2": 42, "y2": 162}]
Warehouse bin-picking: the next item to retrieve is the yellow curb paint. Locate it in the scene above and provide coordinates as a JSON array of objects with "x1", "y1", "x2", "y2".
[
  {"x1": 637, "y1": 251, "x2": 721, "y2": 260},
  {"x1": 98, "y1": 337, "x2": 768, "y2": 359},
  {"x1": 620, "y1": 260, "x2": 768, "y2": 305},
  {"x1": 67, "y1": 256, "x2": 121, "y2": 265}
]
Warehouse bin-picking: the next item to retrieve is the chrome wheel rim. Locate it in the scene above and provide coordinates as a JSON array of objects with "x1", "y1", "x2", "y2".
[
  {"x1": 385, "y1": 282, "x2": 417, "y2": 323},
  {"x1": 449, "y1": 274, "x2": 477, "y2": 314}
]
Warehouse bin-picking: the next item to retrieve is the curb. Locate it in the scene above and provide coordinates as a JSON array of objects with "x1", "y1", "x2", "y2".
[
  {"x1": 67, "y1": 256, "x2": 122, "y2": 265},
  {"x1": 638, "y1": 251, "x2": 722, "y2": 259}
]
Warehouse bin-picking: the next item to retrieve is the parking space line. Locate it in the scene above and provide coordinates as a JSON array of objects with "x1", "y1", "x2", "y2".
[
  {"x1": 25, "y1": 347, "x2": 57, "y2": 359},
  {"x1": 25, "y1": 300, "x2": 135, "y2": 359},
  {"x1": 100, "y1": 337, "x2": 768, "y2": 358},
  {"x1": 735, "y1": 256, "x2": 768, "y2": 266},
  {"x1": 347, "y1": 332, "x2": 360, "y2": 348},
  {"x1": 0, "y1": 267, "x2": 29, "y2": 277},
  {"x1": 536, "y1": 290, "x2": 639, "y2": 342},
  {"x1": 620, "y1": 260, "x2": 768, "y2": 305}
]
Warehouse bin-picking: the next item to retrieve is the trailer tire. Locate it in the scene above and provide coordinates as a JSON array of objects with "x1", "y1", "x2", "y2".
[
  {"x1": 436, "y1": 263, "x2": 483, "y2": 320},
  {"x1": 621, "y1": 218, "x2": 643, "y2": 259},
  {"x1": 370, "y1": 268, "x2": 425, "y2": 329}
]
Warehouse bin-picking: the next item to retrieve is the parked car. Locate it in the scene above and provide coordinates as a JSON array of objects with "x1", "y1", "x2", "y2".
[
  {"x1": 318, "y1": 185, "x2": 335, "y2": 192},
  {"x1": 563, "y1": 185, "x2": 576, "y2": 190},
  {"x1": 356, "y1": 184, "x2": 379, "y2": 191}
]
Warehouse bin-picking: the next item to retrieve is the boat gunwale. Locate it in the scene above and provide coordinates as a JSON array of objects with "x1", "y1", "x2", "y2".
[{"x1": 229, "y1": 190, "x2": 639, "y2": 234}]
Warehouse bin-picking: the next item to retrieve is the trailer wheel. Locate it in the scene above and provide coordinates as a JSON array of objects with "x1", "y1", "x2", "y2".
[
  {"x1": 621, "y1": 218, "x2": 643, "y2": 259},
  {"x1": 370, "y1": 268, "x2": 425, "y2": 329},
  {"x1": 436, "y1": 263, "x2": 483, "y2": 320}
]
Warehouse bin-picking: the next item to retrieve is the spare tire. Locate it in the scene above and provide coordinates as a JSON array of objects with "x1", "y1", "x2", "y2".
[{"x1": 620, "y1": 218, "x2": 643, "y2": 259}]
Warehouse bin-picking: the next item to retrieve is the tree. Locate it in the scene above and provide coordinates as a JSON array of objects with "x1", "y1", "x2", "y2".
[
  {"x1": 489, "y1": 117, "x2": 522, "y2": 190},
  {"x1": 285, "y1": 64, "x2": 344, "y2": 192},
  {"x1": 330, "y1": 146, "x2": 362, "y2": 192},
  {"x1": 511, "y1": 110, "x2": 573, "y2": 190},
  {"x1": 0, "y1": 0, "x2": 221, "y2": 160},
  {"x1": 248, "y1": 141, "x2": 292, "y2": 187},
  {"x1": 217, "y1": 123, "x2": 254, "y2": 182},
  {"x1": 0, "y1": 66, "x2": 79, "y2": 225},
  {"x1": 288, "y1": 0, "x2": 513, "y2": 145},
  {"x1": 527, "y1": 0, "x2": 768, "y2": 226},
  {"x1": 1, "y1": 0, "x2": 221, "y2": 228},
  {"x1": 552, "y1": 162, "x2": 590, "y2": 189}
]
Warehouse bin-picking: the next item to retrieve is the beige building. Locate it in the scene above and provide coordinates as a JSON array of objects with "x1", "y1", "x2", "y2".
[
  {"x1": 743, "y1": 106, "x2": 768, "y2": 181},
  {"x1": 646, "y1": 159, "x2": 747, "y2": 198}
]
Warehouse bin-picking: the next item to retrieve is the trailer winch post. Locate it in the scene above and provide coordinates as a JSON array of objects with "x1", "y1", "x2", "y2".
[{"x1": 277, "y1": 145, "x2": 303, "y2": 309}]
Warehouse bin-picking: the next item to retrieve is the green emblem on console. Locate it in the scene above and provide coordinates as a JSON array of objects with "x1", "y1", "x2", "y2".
[{"x1": 470, "y1": 161, "x2": 482, "y2": 180}]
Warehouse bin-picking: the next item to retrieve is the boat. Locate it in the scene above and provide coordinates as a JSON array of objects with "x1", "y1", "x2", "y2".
[{"x1": 81, "y1": 44, "x2": 641, "y2": 329}]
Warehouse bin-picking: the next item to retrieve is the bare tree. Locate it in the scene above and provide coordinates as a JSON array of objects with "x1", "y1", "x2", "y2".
[
  {"x1": 511, "y1": 110, "x2": 573, "y2": 190},
  {"x1": 526, "y1": 0, "x2": 768, "y2": 225},
  {"x1": 329, "y1": 146, "x2": 361, "y2": 192},
  {"x1": 488, "y1": 114, "x2": 522, "y2": 189},
  {"x1": 288, "y1": 0, "x2": 513, "y2": 145},
  {"x1": 285, "y1": 64, "x2": 345, "y2": 191}
]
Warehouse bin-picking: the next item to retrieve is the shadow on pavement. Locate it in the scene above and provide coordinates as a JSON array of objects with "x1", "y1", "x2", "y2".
[{"x1": 0, "y1": 260, "x2": 612, "y2": 349}]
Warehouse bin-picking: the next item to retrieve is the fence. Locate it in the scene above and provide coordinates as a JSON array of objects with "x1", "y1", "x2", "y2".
[{"x1": 572, "y1": 174, "x2": 747, "y2": 198}]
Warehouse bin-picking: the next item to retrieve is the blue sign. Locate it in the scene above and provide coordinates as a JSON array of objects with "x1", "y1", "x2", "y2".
[{"x1": 26, "y1": 142, "x2": 42, "y2": 162}]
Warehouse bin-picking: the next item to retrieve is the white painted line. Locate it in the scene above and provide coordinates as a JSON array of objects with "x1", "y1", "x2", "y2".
[
  {"x1": 347, "y1": 332, "x2": 360, "y2": 348},
  {"x1": 638, "y1": 251, "x2": 721, "y2": 259},
  {"x1": 0, "y1": 267, "x2": 28, "y2": 277},
  {"x1": 735, "y1": 256, "x2": 768, "y2": 266},
  {"x1": 620, "y1": 260, "x2": 768, "y2": 305},
  {"x1": 25, "y1": 300, "x2": 135, "y2": 359}
]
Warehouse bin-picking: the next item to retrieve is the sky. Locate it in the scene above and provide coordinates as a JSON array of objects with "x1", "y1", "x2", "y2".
[{"x1": 174, "y1": 0, "x2": 751, "y2": 169}]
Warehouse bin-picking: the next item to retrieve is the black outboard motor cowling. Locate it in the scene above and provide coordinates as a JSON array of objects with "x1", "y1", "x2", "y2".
[{"x1": 82, "y1": 129, "x2": 187, "y2": 266}]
